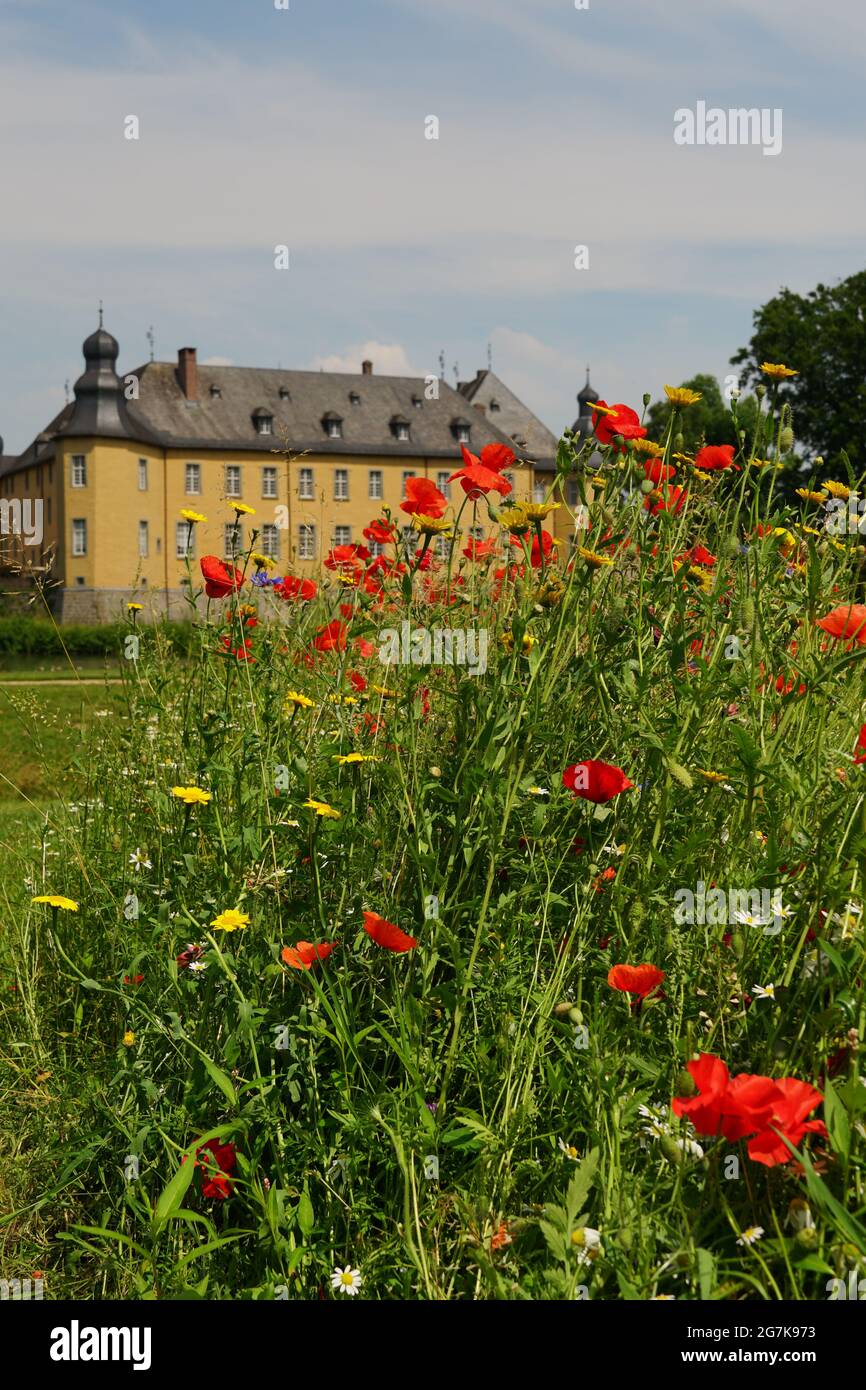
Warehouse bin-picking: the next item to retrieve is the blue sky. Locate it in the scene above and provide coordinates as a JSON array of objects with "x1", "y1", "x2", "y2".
[{"x1": 1, "y1": 0, "x2": 865, "y2": 451}]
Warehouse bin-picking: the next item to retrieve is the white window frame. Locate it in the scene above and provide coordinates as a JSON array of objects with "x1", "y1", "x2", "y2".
[
  {"x1": 138, "y1": 458, "x2": 148, "y2": 491},
  {"x1": 334, "y1": 468, "x2": 349, "y2": 501},
  {"x1": 333, "y1": 524, "x2": 352, "y2": 547},
  {"x1": 368, "y1": 469, "x2": 383, "y2": 501},
  {"x1": 71, "y1": 518, "x2": 87, "y2": 556},
  {"x1": 138, "y1": 520, "x2": 149, "y2": 558},
  {"x1": 71, "y1": 455, "x2": 87, "y2": 488},
  {"x1": 176, "y1": 521, "x2": 194, "y2": 559},
  {"x1": 327, "y1": 419, "x2": 342, "y2": 439},
  {"x1": 261, "y1": 466, "x2": 278, "y2": 499},
  {"x1": 298, "y1": 467, "x2": 314, "y2": 500},
  {"x1": 185, "y1": 462, "x2": 201, "y2": 495},
  {"x1": 436, "y1": 471, "x2": 451, "y2": 498},
  {"x1": 225, "y1": 464, "x2": 242, "y2": 499},
  {"x1": 260, "y1": 523, "x2": 279, "y2": 558},
  {"x1": 298, "y1": 523, "x2": 316, "y2": 560}
]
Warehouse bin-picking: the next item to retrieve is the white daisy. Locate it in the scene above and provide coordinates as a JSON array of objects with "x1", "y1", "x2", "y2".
[
  {"x1": 558, "y1": 1137, "x2": 580, "y2": 1161},
  {"x1": 752, "y1": 983, "x2": 776, "y2": 1000},
  {"x1": 129, "y1": 848, "x2": 152, "y2": 872},
  {"x1": 331, "y1": 1265, "x2": 363, "y2": 1296},
  {"x1": 737, "y1": 1225, "x2": 765, "y2": 1247}
]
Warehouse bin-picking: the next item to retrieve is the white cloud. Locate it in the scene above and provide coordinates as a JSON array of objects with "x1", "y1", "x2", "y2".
[{"x1": 308, "y1": 342, "x2": 422, "y2": 377}]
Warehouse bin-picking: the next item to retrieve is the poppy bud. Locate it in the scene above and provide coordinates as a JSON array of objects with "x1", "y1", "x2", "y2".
[
  {"x1": 568, "y1": 1006, "x2": 583, "y2": 1026},
  {"x1": 756, "y1": 384, "x2": 766, "y2": 398},
  {"x1": 429, "y1": 766, "x2": 441, "y2": 778},
  {"x1": 554, "y1": 1001, "x2": 573, "y2": 1017},
  {"x1": 674, "y1": 433, "x2": 684, "y2": 451},
  {"x1": 659, "y1": 1135, "x2": 684, "y2": 1166},
  {"x1": 793, "y1": 1227, "x2": 818, "y2": 1252},
  {"x1": 731, "y1": 931, "x2": 745, "y2": 958},
  {"x1": 814, "y1": 456, "x2": 823, "y2": 467},
  {"x1": 676, "y1": 1068, "x2": 697, "y2": 1097},
  {"x1": 616, "y1": 1227, "x2": 633, "y2": 1251},
  {"x1": 640, "y1": 479, "x2": 656, "y2": 495},
  {"x1": 780, "y1": 427, "x2": 794, "y2": 451}
]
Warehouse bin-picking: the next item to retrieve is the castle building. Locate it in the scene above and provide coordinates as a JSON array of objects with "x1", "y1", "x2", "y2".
[{"x1": 0, "y1": 322, "x2": 595, "y2": 621}]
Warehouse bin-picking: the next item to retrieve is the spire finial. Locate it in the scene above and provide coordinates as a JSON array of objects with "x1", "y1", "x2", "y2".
[
  {"x1": 487, "y1": 340, "x2": 493, "y2": 372},
  {"x1": 146, "y1": 325, "x2": 155, "y2": 363},
  {"x1": 98, "y1": 299, "x2": 104, "y2": 328},
  {"x1": 585, "y1": 364, "x2": 590, "y2": 385}
]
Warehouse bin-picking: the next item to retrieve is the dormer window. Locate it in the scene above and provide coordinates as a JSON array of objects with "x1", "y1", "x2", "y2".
[
  {"x1": 489, "y1": 398, "x2": 501, "y2": 412},
  {"x1": 349, "y1": 391, "x2": 361, "y2": 406},
  {"x1": 322, "y1": 412, "x2": 343, "y2": 439},
  {"x1": 451, "y1": 417, "x2": 471, "y2": 444},
  {"x1": 279, "y1": 386, "x2": 291, "y2": 400},
  {"x1": 390, "y1": 415, "x2": 410, "y2": 442},
  {"x1": 412, "y1": 395, "x2": 423, "y2": 409},
  {"x1": 209, "y1": 384, "x2": 222, "y2": 399},
  {"x1": 252, "y1": 407, "x2": 273, "y2": 436}
]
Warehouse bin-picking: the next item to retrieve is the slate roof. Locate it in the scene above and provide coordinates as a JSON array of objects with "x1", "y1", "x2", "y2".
[
  {"x1": 114, "y1": 362, "x2": 527, "y2": 461},
  {"x1": 458, "y1": 368, "x2": 559, "y2": 463}
]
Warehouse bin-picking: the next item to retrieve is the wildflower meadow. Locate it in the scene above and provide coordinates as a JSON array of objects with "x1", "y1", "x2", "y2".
[{"x1": 3, "y1": 374, "x2": 866, "y2": 1306}]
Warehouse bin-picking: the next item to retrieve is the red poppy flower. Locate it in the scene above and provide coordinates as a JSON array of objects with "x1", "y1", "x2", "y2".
[
  {"x1": 672, "y1": 1053, "x2": 732, "y2": 1134},
  {"x1": 196, "y1": 1139, "x2": 237, "y2": 1200},
  {"x1": 400, "y1": 477, "x2": 448, "y2": 518},
  {"x1": 815, "y1": 603, "x2": 866, "y2": 646},
  {"x1": 607, "y1": 962, "x2": 665, "y2": 999},
  {"x1": 470, "y1": 442, "x2": 515, "y2": 474},
  {"x1": 276, "y1": 575, "x2": 317, "y2": 601},
  {"x1": 592, "y1": 401, "x2": 647, "y2": 449},
  {"x1": 694, "y1": 444, "x2": 736, "y2": 472},
  {"x1": 854, "y1": 724, "x2": 866, "y2": 765},
  {"x1": 281, "y1": 941, "x2": 337, "y2": 970},
  {"x1": 644, "y1": 485, "x2": 687, "y2": 515},
  {"x1": 312, "y1": 620, "x2": 348, "y2": 653},
  {"x1": 644, "y1": 458, "x2": 676, "y2": 485},
  {"x1": 325, "y1": 543, "x2": 370, "y2": 572},
  {"x1": 463, "y1": 537, "x2": 497, "y2": 561},
  {"x1": 363, "y1": 518, "x2": 396, "y2": 545},
  {"x1": 682, "y1": 544, "x2": 716, "y2": 567},
  {"x1": 348, "y1": 669, "x2": 368, "y2": 692},
  {"x1": 200, "y1": 555, "x2": 245, "y2": 599},
  {"x1": 362, "y1": 910, "x2": 418, "y2": 953},
  {"x1": 747, "y1": 1078, "x2": 826, "y2": 1168},
  {"x1": 562, "y1": 759, "x2": 633, "y2": 803},
  {"x1": 448, "y1": 458, "x2": 512, "y2": 500},
  {"x1": 123, "y1": 974, "x2": 144, "y2": 987}
]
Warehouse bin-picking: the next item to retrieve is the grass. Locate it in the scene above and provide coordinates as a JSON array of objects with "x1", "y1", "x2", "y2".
[{"x1": 1, "y1": 390, "x2": 865, "y2": 1302}]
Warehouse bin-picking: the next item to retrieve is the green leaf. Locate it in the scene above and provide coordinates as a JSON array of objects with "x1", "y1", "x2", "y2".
[
  {"x1": 823, "y1": 1081, "x2": 851, "y2": 1160},
  {"x1": 696, "y1": 1247, "x2": 715, "y2": 1300},
  {"x1": 539, "y1": 1219, "x2": 568, "y2": 1263},
  {"x1": 153, "y1": 1152, "x2": 197, "y2": 1233},
  {"x1": 565, "y1": 1149, "x2": 599, "y2": 1227},
  {"x1": 297, "y1": 1191, "x2": 315, "y2": 1237}
]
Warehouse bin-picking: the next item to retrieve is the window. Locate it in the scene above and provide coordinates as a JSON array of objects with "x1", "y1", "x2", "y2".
[
  {"x1": 391, "y1": 417, "x2": 410, "y2": 441},
  {"x1": 210, "y1": 384, "x2": 222, "y2": 398},
  {"x1": 402, "y1": 526, "x2": 418, "y2": 556},
  {"x1": 532, "y1": 481, "x2": 546, "y2": 504},
  {"x1": 436, "y1": 471, "x2": 451, "y2": 499},
  {"x1": 138, "y1": 458, "x2": 148, "y2": 491},
  {"x1": 323, "y1": 415, "x2": 343, "y2": 439},
  {"x1": 402, "y1": 471, "x2": 416, "y2": 489},
  {"x1": 279, "y1": 386, "x2": 290, "y2": 401},
  {"x1": 298, "y1": 467, "x2": 314, "y2": 500},
  {"x1": 503, "y1": 471, "x2": 515, "y2": 491},
  {"x1": 456, "y1": 426, "x2": 470, "y2": 443},
  {"x1": 489, "y1": 399, "x2": 501, "y2": 413},
  {"x1": 75, "y1": 576, "x2": 85, "y2": 586},
  {"x1": 185, "y1": 462, "x2": 201, "y2": 495},
  {"x1": 368, "y1": 469, "x2": 383, "y2": 500},
  {"x1": 368, "y1": 540, "x2": 384, "y2": 558},
  {"x1": 566, "y1": 478, "x2": 579, "y2": 506},
  {"x1": 72, "y1": 519, "x2": 87, "y2": 556},
  {"x1": 349, "y1": 391, "x2": 361, "y2": 406},
  {"x1": 176, "y1": 521, "x2": 195, "y2": 559},
  {"x1": 71, "y1": 455, "x2": 87, "y2": 488},
  {"x1": 261, "y1": 466, "x2": 278, "y2": 499},
  {"x1": 261, "y1": 523, "x2": 279, "y2": 558},
  {"x1": 334, "y1": 525, "x2": 351, "y2": 546},
  {"x1": 138, "y1": 521, "x2": 149, "y2": 558},
  {"x1": 334, "y1": 468, "x2": 349, "y2": 500},
  {"x1": 435, "y1": 535, "x2": 450, "y2": 560},
  {"x1": 225, "y1": 464, "x2": 242, "y2": 498},
  {"x1": 412, "y1": 396, "x2": 423, "y2": 409},
  {"x1": 298, "y1": 524, "x2": 316, "y2": 560},
  {"x1": 224, "y1": 523, "x2": 243, "y2": 558},
  {"x1": 255, "y1": 414, "x2": 273, "y2": 436}
]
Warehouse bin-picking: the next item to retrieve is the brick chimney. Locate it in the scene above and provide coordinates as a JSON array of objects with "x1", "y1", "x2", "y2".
[
  {"x1": 361, "y1": 359, "x2": 373, "y2": 375},
  {"x1": 177, "y1": 347, "x2": 198, "y2": 401}
]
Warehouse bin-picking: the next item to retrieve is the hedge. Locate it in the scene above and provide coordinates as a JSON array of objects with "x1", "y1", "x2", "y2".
[{"x1": 0, "y1": 617, "x2": 196, "y2": 657}]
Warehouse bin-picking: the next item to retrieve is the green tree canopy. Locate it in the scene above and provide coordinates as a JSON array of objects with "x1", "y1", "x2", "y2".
[
  {"x1": 644, "y1": 373, "x2": 759, "y2": 455},
  {"x1": 731, "y1": 269, "x2": 866, "y2": 471}
]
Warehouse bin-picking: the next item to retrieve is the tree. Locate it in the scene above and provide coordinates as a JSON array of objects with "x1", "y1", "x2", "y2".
[
  {"x1": 644, "y1": 373, "x2": 759, "y2": 455},
  {"x1": 730, "y1": 270, "x2": 866, "y2": 472}
]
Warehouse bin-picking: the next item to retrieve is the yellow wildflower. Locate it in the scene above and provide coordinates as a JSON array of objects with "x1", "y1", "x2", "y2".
[
  {"x1": 180, "y1": 509, "x2": 206, "y2": 524},
  {"x1": 577, "y1": 547, "x2": 613, "y2": 569},
  {"x1": 171, "y1": 786, "x2": 213, "y2": 805},
  {"x1": 303, "y1": 798, "x2": 341, "y2": 819},
  {"x1": 822, "y1": 480, "x2": 850, "y2": 500},
  {"x1": 521, "y1": 500, "x2": 560, "y2": 521},
  {"x1": 664, "y1": 385, "x2": 703, "y2": 407},
  {"x1": 32, "y1": 894, "x2": 79, "y2": 911},
  {"x1": 286, "y1": 691, "x2": 315, "y2": 709},
  {"x1": 760, "y1": 362, "x2": 798, "y2": 379},
  {"x1": 211, "y1": 909, "x2": 250, "y2": 932},
  {"x1": 122, "y1": 1030, "x2": 135, "y2": 1047},
  {"x1": 230, "y1": 502, "x2": 256, "y2": 515},
  {"x1": 333, "y1": 753, "x2": 378, "y2": 765},
  {"x1": 795, "y1": 488, "x2": 827, "y2": 505}
]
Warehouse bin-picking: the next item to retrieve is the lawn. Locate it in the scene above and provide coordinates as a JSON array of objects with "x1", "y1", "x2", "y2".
[{"x1": 1, "y1": 390, "x2": 865, "y2": 1302}]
